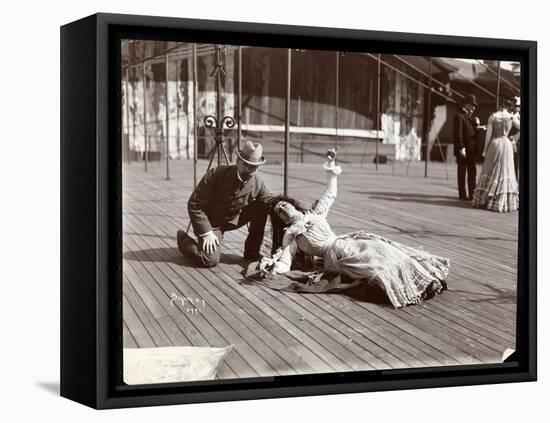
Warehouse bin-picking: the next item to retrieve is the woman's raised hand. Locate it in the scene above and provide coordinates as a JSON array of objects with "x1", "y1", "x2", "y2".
[{"x1": 323, "y1": 148, "x2": 341, "y2": 174}]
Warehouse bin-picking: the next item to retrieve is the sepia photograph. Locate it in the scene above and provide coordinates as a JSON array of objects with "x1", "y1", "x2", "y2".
[{"x1": 120, "y1": 39, "x2": 521, "y2": 385}]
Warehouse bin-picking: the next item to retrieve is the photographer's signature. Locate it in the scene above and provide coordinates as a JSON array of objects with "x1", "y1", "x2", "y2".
[{"x1": 170, "y1": 292, "x2": 207, "y2": 315}]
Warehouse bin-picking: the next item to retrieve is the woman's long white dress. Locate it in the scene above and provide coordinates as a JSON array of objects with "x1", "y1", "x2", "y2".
[
  {"x1": 273, "y1": 165, "x2": 450, "y2": 308},
  {"x1": 471, "y1": 109, "x2": 520, "y2": 212}
]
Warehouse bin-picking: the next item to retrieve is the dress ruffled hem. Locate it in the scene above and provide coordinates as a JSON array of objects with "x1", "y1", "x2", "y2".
[
  {"x1": 471, "y1": 133, "x2": 519, "y2": 213},
  {"x1": 472, "y1": 192, "x2": 519, "y2": 213},
  {"x1": 325, "y1": 232, "x2": 450, "y2": 308}
]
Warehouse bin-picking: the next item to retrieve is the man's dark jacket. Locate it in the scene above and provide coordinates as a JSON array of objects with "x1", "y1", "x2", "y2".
[
  {"x1": 188, "y1": 165, "x2": 272, "y2": 236},
  {"x1": 453, "y1": 109, "x2": 479, "y2": 157}
]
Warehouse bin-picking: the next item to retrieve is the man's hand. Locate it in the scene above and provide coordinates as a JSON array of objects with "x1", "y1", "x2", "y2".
[
  {"x1": 459, "y1": 148, "x2": 467, "y2": 158},
  {"x1": 326, "y1": 148, "x2": 337, "y2": 162},
  {"x1": 201, "y1": 232, "x2": 219, "y2": 255}
]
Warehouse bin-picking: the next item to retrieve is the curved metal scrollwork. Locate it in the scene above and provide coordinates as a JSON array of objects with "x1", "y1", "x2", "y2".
[
  {"x1": 222, "y1": 116, "x2": 235, "y2": 129},
  {"x1": 203, "y1": 115, "x2": 217, "y2": 128}
]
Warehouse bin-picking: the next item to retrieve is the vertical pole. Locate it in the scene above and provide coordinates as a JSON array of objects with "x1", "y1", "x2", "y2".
[
  {"x1": 297, "y1": 96, "x2": 301, "y2": 126},
  {"x1": 131, "y1": 66, "x2": 137, "y2": 163},
  {"x1": 335, "y1": 52, "x2": 340, "y2": 152},
  {"x1": 186, "y1": 58, "x2": 192, "y2": 160},
  {"x1": 496, "y1": 60, "x2": 502, "y2": 109},
  {"x1": 192, "y1": 44, "x2": 198, "y2": 188},
  {"x1": 125, "y1": 66, "x2": 131, "y2": 165},
  {"x1": 298, "y1": 97, "x2": 303, "y2": 162},
  {"x1": 175, "y1": 59, "x2": 181, "y2": 159},
  {"x1": 375, "y1": 53, "x2": 381, "y2": 170},
  {"x1": 142, "y1": 61, "x2": 148, "y2": 172},
  {"x1": 237, "y1": 46, "x2": 242, "y2": 150},
  {"x1": 284, "y1": 49, "x2": 292, "y2": 196},
  {"x1": 424, "y1": 58, "x2": 433, "y2": 178},
  {"x1": 215, "y1": 46, "x2": 223, "y2": 167},
  {"x1": 164, "y1": 54, "x2": 170, "y2": 180}
]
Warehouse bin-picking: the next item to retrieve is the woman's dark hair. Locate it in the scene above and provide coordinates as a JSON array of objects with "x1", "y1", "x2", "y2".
[
  {"x1": 501, "y1": 97, "x2": 514, "y2": 109},
  {"x1": 269, "y1": 195, "x2": 315, "y2": 270}
]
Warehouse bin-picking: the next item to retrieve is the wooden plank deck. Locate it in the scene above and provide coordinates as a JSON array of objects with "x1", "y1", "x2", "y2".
[{"x1": 122, "y1": 157, "x2": 518, "y2": 378}]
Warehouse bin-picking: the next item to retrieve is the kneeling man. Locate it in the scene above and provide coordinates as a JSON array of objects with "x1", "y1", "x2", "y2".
[{"x1": 177, "y1": 141, "x2": 273, "y2": 267}]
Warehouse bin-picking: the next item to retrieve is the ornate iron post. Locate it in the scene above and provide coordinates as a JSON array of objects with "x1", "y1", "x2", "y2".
[{"x1": 203, "y1": 45, "x2": 235, "y2": 168}]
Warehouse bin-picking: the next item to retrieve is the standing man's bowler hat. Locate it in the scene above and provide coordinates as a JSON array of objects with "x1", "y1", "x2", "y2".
[
  {"x1": 464, "y1": 94, "x2": 479, "y2": 106},
  {"x1": 236, "y1": 141, "x2": 266, "y2": 166}
]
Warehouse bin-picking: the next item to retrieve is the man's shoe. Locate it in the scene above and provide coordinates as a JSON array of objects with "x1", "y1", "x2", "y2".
[{"x1": 177, "y1": 230, "x2": 187, "y2": 255}]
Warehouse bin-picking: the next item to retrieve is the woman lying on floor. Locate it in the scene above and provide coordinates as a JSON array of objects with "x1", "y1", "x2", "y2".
[{"x1": 246, "y1": 149, "x2": 450, "y2": 308}]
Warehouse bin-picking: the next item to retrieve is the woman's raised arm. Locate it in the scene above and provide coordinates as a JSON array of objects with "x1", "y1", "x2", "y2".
[{"x1": 311, "y1": 148, "x2": 341, "y2": 217}]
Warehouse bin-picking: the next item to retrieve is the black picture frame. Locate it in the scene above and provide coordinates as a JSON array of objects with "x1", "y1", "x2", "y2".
[{"x1": 60, "y1": 12, "x2": 537, "y2": 409}]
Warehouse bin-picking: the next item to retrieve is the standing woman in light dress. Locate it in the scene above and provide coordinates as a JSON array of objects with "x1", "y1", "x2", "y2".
[
  {"x1": 259, "y1": 149, "x2": 450, "y2": 309},
  {"x1": 471, "y1": 99, "x2": 521, "y2": 212}
]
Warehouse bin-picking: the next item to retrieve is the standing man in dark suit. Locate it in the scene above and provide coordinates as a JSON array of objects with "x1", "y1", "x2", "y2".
[
  {"x1": 453, "y1": 94, "x2": 481, "y2": 200},
  {"x1": 177, "y1": 141, "x2": 273, "y2": 268}
]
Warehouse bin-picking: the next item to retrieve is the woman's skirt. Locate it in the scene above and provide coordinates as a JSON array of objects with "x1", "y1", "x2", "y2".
[
  {"x1": 324, "y1": 232, "x2": 450, "y2": 308},
  {"x1": 471, "y1": 136, "x2": 519, "y2": 212},
  {"x1": 244, "y1": 232, "x2": 450, "y2": 309}
]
